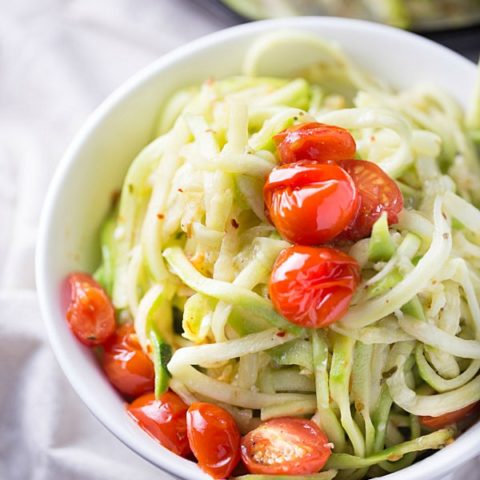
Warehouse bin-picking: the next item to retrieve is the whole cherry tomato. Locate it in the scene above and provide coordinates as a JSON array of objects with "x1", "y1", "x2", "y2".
[
  {"x1": 274, "y1": 122, "x2": 356, "y2": 165},
  {"x1": 420, "y1": 402, "x2": 480, "y2": 429},
  {"x1": 128, "y1": 391, "x2": 191, "y2": 457},
  {"x1": 269, "y1": 245, "x2": 360, "y2": 328},
  {"x1": 241, "y1": 417, "x2": 332, "y2": 475},
  {"x1": 187, "y1": 402, "x2": 241, "y2": 479},
  {"x1": 103, "y1": 323, "x2": 154, "y2": 397},
  {"x1": 264, "y1": 161, "x2": 359, "y2": 245},
  {"x1": 66, "y1": 273, "x2": 115, "y2": 346},
  {"x1": 336, "y1": 159, "x2": 403, "y2": 241}
]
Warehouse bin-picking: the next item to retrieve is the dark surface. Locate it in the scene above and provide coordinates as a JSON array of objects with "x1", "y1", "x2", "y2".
[
  {"x1": 195, "y1": 0, "x2": 480, "y2": 62},
  {"x1": 425, "y1": 25, "x2": 480, "y2": 62}
]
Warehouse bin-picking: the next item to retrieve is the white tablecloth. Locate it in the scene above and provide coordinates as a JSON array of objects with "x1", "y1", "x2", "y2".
[{"x1": 0, "y1": 1, "x2": 478, "y2": 479}]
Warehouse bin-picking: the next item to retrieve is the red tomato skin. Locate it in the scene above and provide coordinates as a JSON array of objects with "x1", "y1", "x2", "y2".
[
  {"x1": 103, "y1": 324, "x2": 154, "y2": 397},
  {"x1": 419, "y1": 402, "x2": 480, "y2": 429},
  {"x1": 269, "y1": 245, "x2": 360, "y2": 328},
  {"x1": 128, "y1": 392, "x2": 191, "y2": 457},
  {"x1": 66, "y1": 273, "x2": 115, "y2": 346},
  {"x1": 241, "y1": 417, "x2": 332, "y2": 476},
  {"x1": 187, "y1": 402, "x2": 241, "y2": 479},
  {"x1": 336, "y1": 159, "x2": 403, "y2": 241},
  {"x1": 274, "y1": 122, "x2": 356, "y2": 165},
  {"x1": 264, "y1": 161, "x2": 359, "y2": 245}
]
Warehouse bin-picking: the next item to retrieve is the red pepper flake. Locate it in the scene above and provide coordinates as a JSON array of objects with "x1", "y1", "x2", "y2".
[
  {"x1": 276, "y1": 330, "x2": 286, "y2": 337},
  {"x1": 111, "y1": 189, "x2": 121, "y2": 206},
  {"x1": 231, "y1": 218, "x2": 239, "y2": 229},
  {"x1": 178, "y1": 188, "x2": 184, "y2": 193},
  {"x1": 157, "y1": 213, "x2": 165, "y2": 220}
]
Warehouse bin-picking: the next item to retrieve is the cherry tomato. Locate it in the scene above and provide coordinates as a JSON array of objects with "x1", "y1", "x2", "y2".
[
  {"x1": 419, "y1": 402, "x2": 480, "y2": 429},
  {"x1": 128, "y1": 391, "x2": 191, "y2": 457},
  {"x1": 66, "y1": 273, "x2": 115, "y2": 346},
  {"x1": 103, "y1": 323, "x2": 154, "y2": 397},
  {"x1": 336, "y1": 159, "x2": 403, "y2": 241},
  {"x1": 241, "y1": 417, "x2": 332, "y2": 475},
  {"x1": 269, "y1": 245, "x2": 360, "y2": 328},
  {"x1": 264, "y1": 161, "x2": 359, "y2": 245},
  {"x1": 187, "y1": 402, "x2": 241, "y2": 479},
  {"x1": 274, "y1": 122, "x2": 356, "y2": 165}
]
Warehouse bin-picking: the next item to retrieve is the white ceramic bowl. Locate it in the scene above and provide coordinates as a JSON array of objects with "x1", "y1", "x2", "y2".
[{"x1": 36, "y1": 17, "x2": 479, "y2": 480}]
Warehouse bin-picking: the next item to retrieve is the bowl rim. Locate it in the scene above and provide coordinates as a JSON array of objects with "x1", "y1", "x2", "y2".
[{"x1": 36, "y1": 15, "x2": 479, "y2": 480}]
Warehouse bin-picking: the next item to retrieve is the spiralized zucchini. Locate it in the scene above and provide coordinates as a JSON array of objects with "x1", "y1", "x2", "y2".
[{"x1": 94, "y1": 32, "x2": 480, "y2": 479}]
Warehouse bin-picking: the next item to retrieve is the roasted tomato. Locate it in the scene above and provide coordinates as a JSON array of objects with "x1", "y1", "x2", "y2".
[
  {"x1": 128, "y1": 391, "x2": 191, "y2": 457},
  {"x1": 274, "y1": 122, "x2": 356, "y2": 165},
  {"x1": 103, "y1": 323, "x2": 154, "y2": 397},
  {"x1": 420, "y1": 402, "x2": 480, "y2": 429},
  {"x1": 187, "y1": 402, "x2": 241, "y2": 479},
  {"x1": 241, "y1": 417, "x2": 332, "y2": 475},
  {"x1": 264, "y1": 161, "x2": 359, "y2": 245},
  {"x1": 269, "y1": 245, "x2": 360, "y2": 328},
  {"x1": 336, "y1": 159, "x2": 403, "y2": 241},
  {"x1": 65, "y1": 273, "x2": 115, "y2": 346}
]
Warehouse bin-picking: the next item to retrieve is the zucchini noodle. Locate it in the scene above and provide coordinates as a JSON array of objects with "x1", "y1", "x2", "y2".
[{"x1": 94, "y1": 31, "x2": 480, "y2": 479}]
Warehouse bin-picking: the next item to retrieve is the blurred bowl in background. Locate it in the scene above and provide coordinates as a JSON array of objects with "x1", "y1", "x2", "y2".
[{"x1": 217, "y1": 0, "x2": 480, "y2": 31}]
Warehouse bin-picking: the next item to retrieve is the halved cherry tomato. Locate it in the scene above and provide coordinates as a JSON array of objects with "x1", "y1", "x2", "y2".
[
  {"x1": 187, "y1": 402, "x2": 241, "y2": 479},
  {"x1": 241, "y1": 417, "x2": 332, "y2": 475},
  {"x1": 103, "y1": 323, "x2": 154, "y2": 397},
  {"x1": 128, "y1": 391, "x2": 191, "y2": 457},
  {"x1": 66, "y1": 273, "x2": 115, "y2": 346},
  {"x1": 419, "y1": 402, "x2": 480, "y2": 429},
  {"x1": 269, "y1": 245, "x2": 360, "y2": 328},
  {"x1": 274, "y1": 122, "x2": 356, "y2": 165},
  {"x1": 336, "y1": 159, "x2": 403, "y2": 241},
  {"x1": 264, "y1": 161, "x2": 359, "y2": 245}
]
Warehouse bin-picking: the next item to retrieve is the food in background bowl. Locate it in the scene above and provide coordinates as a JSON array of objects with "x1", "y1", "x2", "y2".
[
  {"x1": 61, "y1": 31, "x2": 480, "y2": 479},
  {"x1": 219, "y1": 0, "x2": 480, "y2": 30}
]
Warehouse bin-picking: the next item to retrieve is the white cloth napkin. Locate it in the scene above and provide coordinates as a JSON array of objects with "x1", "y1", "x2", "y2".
[{"x1": 0, "y1": 1, "x2": 478, "y2": 479}]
